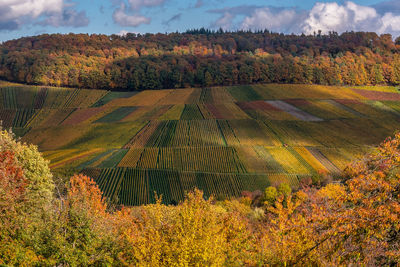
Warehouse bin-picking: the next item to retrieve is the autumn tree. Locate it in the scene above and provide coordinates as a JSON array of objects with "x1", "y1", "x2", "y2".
[
  {"x1": 0, "y1": 151, "x2": 40, "y2": 265},
  {"x1": 0, "y1": 129, "x2": 54, "y2": 209}
]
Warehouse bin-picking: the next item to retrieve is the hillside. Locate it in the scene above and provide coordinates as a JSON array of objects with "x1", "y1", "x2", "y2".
[
  {"x1": 1, "y1": 80, "x2": 400, "y2": 205},
  {"x1": 1, "y1": 31, "x2": 400, "y2": 90}
]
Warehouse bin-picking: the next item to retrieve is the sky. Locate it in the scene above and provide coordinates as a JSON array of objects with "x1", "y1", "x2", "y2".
[{"x1": 1, "y1": 0, "x2": 400, "y2": 42}]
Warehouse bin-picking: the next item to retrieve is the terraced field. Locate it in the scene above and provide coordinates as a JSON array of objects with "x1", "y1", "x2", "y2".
[{"x1": 2, "y1": 82, "x2": 400, "y2": 205}]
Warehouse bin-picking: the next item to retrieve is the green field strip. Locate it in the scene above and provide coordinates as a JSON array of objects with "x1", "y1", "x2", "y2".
[
  {"x1": 77, "y1": 149, "x2": 115, "y2": 169},
  {"x1": 111, "y1": 168, "x2": 127, "y2": 202},
  {"x1": 66, "y1": 121, "x2": 147, "y2": 150},
  {"x1": 316, "y1": 100, "x2": 357, "y2": 118},
  {"x1": 239, "y1": 174, "x2": 258, "y2": 192},
  {"x1": 45, "y1": 149, "x2": 80, "y2": 163},
  {"x1": 180, "y1": 104, "x2": 204, "y2": 120},
  {"x1": 62, "y1": 89, "x2": 79, "y2": 108},
  {"x1": 380, "y1": 101, "x2": 400, "y2": 113},
  {"x1": 227, "y1": 119, "x2": 277, "y2": 146},
  {"x1": 96, "y1": 168, "x2": 113, "y2": 189},
  {"x1": 148, "y1": 170, "x2": 162, "y2": 203},
  {"x1": 122, "y1": 169, "x2": 138, "y2": 205},
  {"x1": 12, "y1": 109, "x2": 36, "y2": 127},
  {"x1": 203, "y1": 173, "x2": 217, "y2": 198},
  {"x1": 24, "y1": 109, "x2": 42, "y2": 128},
  {"x1": 166, "y1": 171, "x2": 184, "y2": 204},
  {"x1": 227, "y1": 85, "x2": 262, "y2": 102},
  {"x1": 368, "y1": 101, "x2": 400, "y2": 117},
  {"x1": 16, "y1": 86, "x2": 39, "y2": 108},
  {"x1": 231, "y1": 147, "x2": 247, "y2": 173},
  {"x1": 216, "y1": 120, "x2": 228, "y2": 146},
  {"x1": 157, "y1": 121, "x2": 177, "y2": 147},
  {"x1": 136, "y1": 148, "x2": 159, "y2": 169},
  {"x1": 33, "y1": 87, "x2": 48, "y2": 109},
  {"x1": 2, "y1": 87, "x2": 17, "y2": 109},
  {"x1": 0, "y1": 109, "x2": 17, "y2": 128},
  {"x1": 157, "y1": 104, "x2": 185, "y2": 120},
  {"x1": 211, "y1": 174, "x2": 232, "y2": 199},
  {"x1": 199, "y1": 88, "x2": 213, "y2": 103},
  {"x1": 330, "y1": 99, "x2": 366, "y2": 117},
  {"x1": 81, "y1": 168, "x2": 102, "y2": 181},
  {"x1": 290, "y1": 100, "x2": 345, "y2": 120},
  {"x1": 172, "y1": 148, "x2": 183, "y2": 171},
  {"x1": 91, "y1": 91, "x2": 136, "y2": 107},
  {"x1": 97, "y1": 149, "x2": 129, "y2": 168},
  {"x1": 217, "y1": 120, "x2": 241, "y2": 146},
  {"x1": 145, "y1": 120, "x2": 176, "y2": 147},
  {"x1": 8, "y1": 87, "x2": 17, "y2": 109},
  {"x1": 149, "y1": 170, "x2": 175, "y2": 204},
  {"x1": 119, "y1": 169, "x2": 149, "y2": 205},
  {"x1": 118, "y1": 148, "x2": 144, "y2": 168},
  {"x1": 228, "y1": 174, "x2": 244, "y2": 196},
  {"x1": 95, "y1": 106, "x2": 138, "y2": 123},
  {"x1": 264, "y1": 121, "x2": 323, "y2": 147},
  {"x1": 139, "y1": 105, "x2": 171, "y2": 120},
  {"x1": 266, "y1": 100, "x2": 323, "y2": 121},
  {"x1": 97, "y1": 168, "x2": 126, "y2": 201},
  {"x1": 333, "y1": 118, "x2": 393, "y2": 146}
]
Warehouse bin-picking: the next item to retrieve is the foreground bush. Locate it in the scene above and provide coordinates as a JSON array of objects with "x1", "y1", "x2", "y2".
[{"x1": 2, "y1": 129, "x2": 400, "y2": 265}]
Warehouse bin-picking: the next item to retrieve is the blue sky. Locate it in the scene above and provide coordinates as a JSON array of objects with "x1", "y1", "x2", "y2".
[{"x1": 1, "y1": 0, "x2": 400, "y2": 42}]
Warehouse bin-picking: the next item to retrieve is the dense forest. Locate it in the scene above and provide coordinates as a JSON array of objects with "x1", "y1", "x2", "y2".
[{"x1": 1, "y1": 30, "x2": 400, "y2": 90}]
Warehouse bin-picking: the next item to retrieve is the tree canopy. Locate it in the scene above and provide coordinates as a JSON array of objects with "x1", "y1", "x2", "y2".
[{"x1": 1, "y1": 31, "x2": 400, "y2": 90}]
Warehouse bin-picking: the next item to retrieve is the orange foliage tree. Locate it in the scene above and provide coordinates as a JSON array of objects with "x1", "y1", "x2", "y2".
[{"x1": 261, "y1": 132, "x2": 400, "y2": 265}]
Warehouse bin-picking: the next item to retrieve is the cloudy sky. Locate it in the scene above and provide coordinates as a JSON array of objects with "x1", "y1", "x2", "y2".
[{"x1": 1, "y1": 0, "x2": 400, "y2": 42}]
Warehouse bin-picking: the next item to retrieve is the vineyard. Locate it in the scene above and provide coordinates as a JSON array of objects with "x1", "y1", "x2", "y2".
[{"x1": 2, "y1": 82, "x2": 400, "y2": 205}]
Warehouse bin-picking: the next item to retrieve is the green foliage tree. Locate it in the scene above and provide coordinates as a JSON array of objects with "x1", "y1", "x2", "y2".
[
  {"x1": 263, "y1": 186, "x2": 278, "y2": 206},
  {"x1": 0, "y1": 129, "x2": 54, "y2": 209}
]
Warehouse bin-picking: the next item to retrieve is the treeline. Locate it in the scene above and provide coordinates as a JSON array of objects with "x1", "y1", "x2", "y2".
[
  {"x1": 2, "y1": 128, "x2": 400, "y2": 265},
  {"x1": 1, "y1": 30, "x2": 400, "y2": 90}
]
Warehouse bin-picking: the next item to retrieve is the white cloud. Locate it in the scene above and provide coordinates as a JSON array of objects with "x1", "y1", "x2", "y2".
[
  {"x1": 1, "y1": 0, "x2": 63, "y2": 20},
  {"x1": 0, "y1": 0, "x2": 89, "y2": 30},
  {"x1": 213, "y1": 1, "x2": 400, "y2": 37},
  {"x1": 112, "y1": 0, "x2": 165, "y2": 27},
  {"x1": 213, "y1": 12, "x2": 234, "y2": 30},
  {"x1": 113, "y1": 4, "x2": 150, "y2": 27},
  {"x1": 241, "y1": 8, "x2": 305, "y2": 33},
  {"x1": 303, "y1": 2, "x2": 378, "y2": 34},
  {"x1": 380, "y1": 12, "x2": 400, "y2": 33}
]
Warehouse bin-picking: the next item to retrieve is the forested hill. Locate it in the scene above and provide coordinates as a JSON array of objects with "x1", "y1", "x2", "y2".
[{"x1": 1, "y1": 30, "x2": 400, "y2": 90}]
